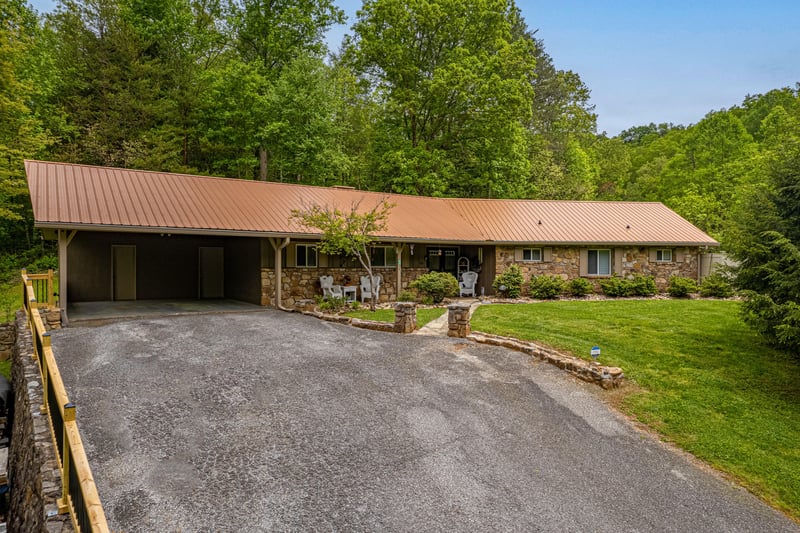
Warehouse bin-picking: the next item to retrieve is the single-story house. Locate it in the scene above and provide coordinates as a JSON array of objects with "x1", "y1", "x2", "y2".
[{"x1": 25, "y1": 160, "x2": 719, "y2": 316}]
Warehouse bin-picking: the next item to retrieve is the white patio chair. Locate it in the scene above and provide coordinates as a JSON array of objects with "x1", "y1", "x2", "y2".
[
  {"x1": 360, "y1": 274, "x2": 382, "y2": 304},
  {"x1": 319, "y1": 275, "x2": 343, "y2": 300},
  {"x1": 459, "y1": 271, "x2": 478, "y2": 297}
]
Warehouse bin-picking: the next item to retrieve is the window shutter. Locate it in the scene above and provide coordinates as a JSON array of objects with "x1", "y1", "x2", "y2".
[
  {"x1": 514, "y1": 248, "x2": 524, "y2": 261},
  {"x1": 675, "y1": 249, "x2": 685, "y2": 262},
  {"x1": 543, "y1": 247, "x2": 553, "y2": 262},
  {"x1": 614, "y1": 248, "x2": 624, "y2": 275},
  {"x1": 318, "y1": 250, "x2": 328, "y2": 267},
  {"x1": 287, "y1": 245, "x2": 297, "y2": 267},
  {"x1": 649, "y1": 249, "x2": 658, "y2": 262},
  {"x1": 579, "y1": 248, "x2": 588, "y2": 276}
]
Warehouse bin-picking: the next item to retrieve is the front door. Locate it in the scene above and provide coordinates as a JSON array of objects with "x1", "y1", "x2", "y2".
[
  {"x1": 199, "y1": 246, "x2": 224, "y2": 299},
  {"x1": 427, "y1": 247, "x2": 459, "y2": 277},
  {"x1": 112, "y1": 245, "x2": 136, "y2": 301}
]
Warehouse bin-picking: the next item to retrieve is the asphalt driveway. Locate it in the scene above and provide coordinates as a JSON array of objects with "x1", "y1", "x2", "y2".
[{"x1": 51, "y1": 310, "x2": 798, "y2": 532}]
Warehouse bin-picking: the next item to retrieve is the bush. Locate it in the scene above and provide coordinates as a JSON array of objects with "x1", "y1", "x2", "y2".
[
  {"x1": 668, "y1": 276, "x2": 698, "y2": 298},
  {"x1": 315, "y1": 295, "x2": 347, "y2": 313},
  {"x1": 398, "y1": 290, "x2": 416, "y2": 302},
  {"x1": 568, "y1": 277, "x2": 594, "y2": 297},
  {"x1": 629, "y1": 274, "x2": 657, "y2": 296},
  {"x1": 599, "y1": 275, "x2": 632, "y2": 297},
  {"x1": 410, "y1": 271, "x2": 459, "y2": 303},
  {"x1": 699, "y1": 273, "x2": 734, "y2": 298},
  {"x1": 529, "y1": 275, "x2": 564, "y2": 299},
  {"x1": 493, "y1": 264, "x2": 524, "y2": 298},
  {"x1": 27, "y1": 255, "x2": 58, "y2": 272}
]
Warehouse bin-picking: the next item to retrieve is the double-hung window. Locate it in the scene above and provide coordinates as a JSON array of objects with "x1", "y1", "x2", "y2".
[
  {"x1": 587, "y1": 249, "x2": 611, "y2": 275},
  {"x1": 371, "y1": 246, "x2": 397, "y2": 267},
  {"x1": 296, "y1": 244, "x2": 317, "y2": 267},
  {"x1": 655, "y1": 249, "x2": 673, "y2": 262},
  {"x1": 522, "y1": 248, "x2": 542, "y2": 262}
]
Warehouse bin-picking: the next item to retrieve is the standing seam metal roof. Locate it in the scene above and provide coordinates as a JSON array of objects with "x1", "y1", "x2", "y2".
[{"x1": 25, "y1": 160, "x2": 719, "y2": 246}]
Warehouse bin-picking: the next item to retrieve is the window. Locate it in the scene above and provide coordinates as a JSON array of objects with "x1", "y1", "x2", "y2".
[
  {"x1": 296, "y1": 244, "x2": 317, "y2": 267},
  {"x1": 371, "y1": 246, "x2": 397, "y2": 267},
  {"x1": 587, "y1": 249, "x2": 611, "y2": 275},
  {"x1": 522, "y1": 248, "x2": 542, "y2": 262},
  {"x1": 655, "y1": 249, "x2": 673, "y2": 262}
]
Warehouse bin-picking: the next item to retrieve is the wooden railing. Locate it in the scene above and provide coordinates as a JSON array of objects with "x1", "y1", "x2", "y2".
[{"x1": 21, "y1": 271, "x2": 109, "y2": 533}]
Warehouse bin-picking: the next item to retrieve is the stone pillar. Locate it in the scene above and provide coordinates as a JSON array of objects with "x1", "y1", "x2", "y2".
[
  {"x1": 447, "y1": 303, "x2": 471, "y2": 338},
  {"x1": 393, "y1": 302, "x2": 417, "y2": 333}
]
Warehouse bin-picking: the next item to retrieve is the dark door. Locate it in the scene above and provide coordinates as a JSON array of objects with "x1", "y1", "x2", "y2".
[
  {"x1": 112, "y1": 245, "x2": 137, "y2": 300},
  {"x1": 199, "y1": 246, "x2": 225, "y2": 299},
  {"x1": 427, "y1": 247, "x2": 459, "y2": 277}
]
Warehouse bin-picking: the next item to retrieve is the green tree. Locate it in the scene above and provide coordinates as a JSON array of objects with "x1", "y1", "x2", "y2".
[
  {"x1": 347, "y1": 0, "x2": 537, "y2": 198},
  {"x1": 291, "y1": 200, "x2": 393, "y2": 310},
  {"x1": 728, "y1": 141, "x2": 800, "y2": 354}
]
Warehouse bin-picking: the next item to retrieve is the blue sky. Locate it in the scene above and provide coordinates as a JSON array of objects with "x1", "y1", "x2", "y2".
[{"x1": 28, "y1": 0, "x2": 800, "y2": 135}]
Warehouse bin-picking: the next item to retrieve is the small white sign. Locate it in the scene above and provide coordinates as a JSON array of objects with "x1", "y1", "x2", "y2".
[{"x1": 591, "y1": 346, "x2": 601, "y2": 358}]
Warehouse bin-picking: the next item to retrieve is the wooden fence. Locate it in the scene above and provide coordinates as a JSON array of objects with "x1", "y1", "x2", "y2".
[{"x1": 21, "y1": 270, "x2": 109, "y2": 533}]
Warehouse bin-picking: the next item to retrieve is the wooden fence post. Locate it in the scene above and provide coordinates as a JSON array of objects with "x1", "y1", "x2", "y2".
[
  {"x1": 58, "y1": 402, "x2": 76, "y2": 514},
  {"x1": 40, "y1": 332, "x2": 51, "y2": 414}
]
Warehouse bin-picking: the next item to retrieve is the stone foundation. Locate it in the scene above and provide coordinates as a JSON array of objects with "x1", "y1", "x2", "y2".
[
  {"x1": 8, "y1": 311, "x2": 73, "y2": 532},
  {"x1": 262, "y1": 267, "x2": 429, "y2": 308},
  {"x1": 497, "y1": 246, "x2": 703, "y2": 294}
]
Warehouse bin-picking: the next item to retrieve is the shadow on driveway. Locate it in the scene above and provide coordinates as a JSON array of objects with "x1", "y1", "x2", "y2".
[{"x1": 51, "y1": 310, "x2": 798, "y2": 532}]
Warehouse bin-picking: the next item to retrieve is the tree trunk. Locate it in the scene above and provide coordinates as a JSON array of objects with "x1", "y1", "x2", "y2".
[{"x1": 259, "y1": 147, "x2": 268, "y2": 181}]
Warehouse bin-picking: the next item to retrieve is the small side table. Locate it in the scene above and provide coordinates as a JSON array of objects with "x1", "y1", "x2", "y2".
[{"x1": 342, "y1": 285, "x2": 357, "y2": 302}]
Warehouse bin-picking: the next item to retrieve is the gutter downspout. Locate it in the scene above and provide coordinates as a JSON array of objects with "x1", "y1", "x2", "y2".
[{"x1": 269, "y1": 237, "x2": 291, "y2": 310}]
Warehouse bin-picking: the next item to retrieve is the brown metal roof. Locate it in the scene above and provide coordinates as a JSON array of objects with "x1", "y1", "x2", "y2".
[{"x1": 25, "y1": 160, "x2": 719, "y2": 246}]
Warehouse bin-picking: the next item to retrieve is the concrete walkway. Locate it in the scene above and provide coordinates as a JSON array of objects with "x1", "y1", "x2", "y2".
[{"x1": 414, "y1": 299, "x2": 481, "y2": 336}]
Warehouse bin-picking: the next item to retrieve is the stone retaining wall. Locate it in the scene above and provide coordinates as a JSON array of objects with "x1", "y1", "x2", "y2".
[
  {"x1": 8, "y1": 312, "x2": 73, "y2": 532},
  {"x1": 297, "y1": 303, "x2": 418, "y2": 334},
  {"x1": 469, "y1": 331, "x2": 624, "y2": 389},
  {"x1": 0, "y1": 323, "x2": 14, "y2": 362}
]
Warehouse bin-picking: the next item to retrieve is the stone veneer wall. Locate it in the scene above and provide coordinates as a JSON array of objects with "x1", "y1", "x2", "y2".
[
  {"x1": 496, "y1": 246, "x2": 702, "y2": 294},
  {"x1": 8, "y1": 311, "x2": 73, "y2": 532},
  {"x1": 261, "y1": 267, "x2": 429, "y2": 307}
]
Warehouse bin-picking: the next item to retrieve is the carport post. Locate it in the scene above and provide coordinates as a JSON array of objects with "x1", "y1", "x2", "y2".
[
  {"x1": 269, "y1": 237, "x2": 290, "y2": 309},
  {"x1": 394, "y1": 243, "x2": 405, "y2": 300},
  {"x1": 58, "y1": 229, "x2": 77, "y2": 325}
]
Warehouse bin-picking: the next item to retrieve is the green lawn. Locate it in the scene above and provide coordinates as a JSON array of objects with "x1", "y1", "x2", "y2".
[
  {"x1": 472, "y1": 300, "x2": 800, "y2": 519},
  {"x1": 345, "y1": 306, "x2": 446, "y2": 328}
]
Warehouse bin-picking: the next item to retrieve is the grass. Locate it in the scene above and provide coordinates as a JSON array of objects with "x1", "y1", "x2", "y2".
[
  {"x1": 0, "y1": 277, "x2": 21, "y2": 325},
  {"x1": 345, "y1": 306, "x2": 447, "y2": 328},
  {"x1": 472, "y1": 300, "x2": 800, "y2": 520}
]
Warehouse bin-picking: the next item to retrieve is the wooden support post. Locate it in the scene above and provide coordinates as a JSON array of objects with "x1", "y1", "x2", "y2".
[
  {"x1": 269, "y1": 237, "x2": 290, "y2": 309},
  {"x1": 58, "y1": 230, "x2": 77, "y2": 325},
  {"x1": 47, "y1": 268, "x2": 55, "y2": 306},
  {"x1": 58, "y1": 402, "x2": 76, "y2": 514},
  {"x1": 395, "y1": 244, "x2": 405, "y2": 301}
]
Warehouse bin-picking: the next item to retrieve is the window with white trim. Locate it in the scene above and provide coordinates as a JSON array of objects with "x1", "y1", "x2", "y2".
[
  {"x1": 296, "y1": 244, "x2": 317, "y2": 267},
  {"x1": 655, "y1": 249, "x2": 673, "y2": 262},
  {"x1": 371, "y1": 245, "x2": 397, "y2": 267},
  {"x1": 522, "y1": 248, "x2": 542, "y2": 262},
  {"x1": 587, "y1": 249, "x2": 611, "y2": 275}
]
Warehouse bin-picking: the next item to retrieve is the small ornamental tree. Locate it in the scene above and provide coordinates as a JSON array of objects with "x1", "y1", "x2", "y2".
[{"x1": 291, "y1": 199, "x2": 393, "y2": 311}]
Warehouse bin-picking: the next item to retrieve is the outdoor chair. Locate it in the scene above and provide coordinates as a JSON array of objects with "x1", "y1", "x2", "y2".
[
  {"x1": 319, "y1": 275, "x2": 343, "y2": 300},
  {"x1": 360, "y1": 275, "x2": 382, "y2": 304},
  {"x1": 459, "y1": 271, "x2": 478, "y2": 297}
]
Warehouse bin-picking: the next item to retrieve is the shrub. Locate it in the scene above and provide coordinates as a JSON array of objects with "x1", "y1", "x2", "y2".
[
  {"x1": 316, "y1": 295, "x2": 347, "y2": 312},
  {"x1": 398, "y1": 290, "x2": 416, "y2": 302},
  {"x1": 410, "y1": 271, "x2": 459, "y2": 303},
  {"x1": 27, "y1": 255, "x2": 58, "y2": 272},
  {"x1": 629, "y1": 274, "x2": 657, "y2": 296},
  {"x1": 600, "y1": 275, "x2": 632, "y2": 297},
  {"x1": 493, "y1": 264, "x2": 524, "y2": 298},
  {"x1": 568, "y1": 277, "x2": 594, "y2": 297},
  {"x1": 699, "y1": 273, "x2": 734, "y2": 298},
  {"x1": 529, "y1": 275, "x2": 564, "y2": 299},
  {"x1": 668, "y1": 276, "x2": 698, "y2": 298}
]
